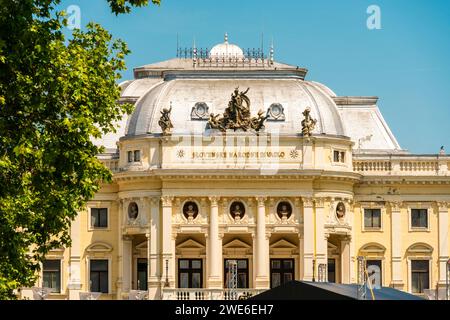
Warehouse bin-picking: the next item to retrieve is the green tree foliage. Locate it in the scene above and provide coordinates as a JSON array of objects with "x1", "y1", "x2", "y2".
[{"x1": 0, "y1": 0, "x2": 159, "y2": 299}]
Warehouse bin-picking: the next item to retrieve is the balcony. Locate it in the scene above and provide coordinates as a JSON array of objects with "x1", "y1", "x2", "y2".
[
  {"x1": 162, "y1": 288, "x2": 267, "y2": 300},
  {"x1": 353, "y1": 155, "x2": 449, "y2": 176}
]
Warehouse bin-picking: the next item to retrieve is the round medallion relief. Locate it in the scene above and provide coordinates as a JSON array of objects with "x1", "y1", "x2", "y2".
[
  {"x1": 182, "y1": 201, "x2": 199, "y2": 221},
  {"x1": 128, "y1": 202, "x2": 139, "y2": 220},
  {"x1": 277, "y1": 201, "x2": 293, "y2": 221},
  {"x1": 336, "y1": 202, "x2": 346, "y2": 219},
  {"x1": 229, "y1": 201, "x2": 245, "y2": 221}
]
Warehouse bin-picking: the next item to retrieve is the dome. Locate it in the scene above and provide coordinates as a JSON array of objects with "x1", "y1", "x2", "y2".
[
  {"x1": 125, "y1": 78, "x2": 346, "y2": 137},
  {"x1": 209, "y1": 33, "x2": 245, "y2": 59}
]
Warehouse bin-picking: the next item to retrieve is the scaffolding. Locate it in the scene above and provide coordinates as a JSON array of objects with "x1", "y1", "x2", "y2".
[
  {"x1": 227, "y1": 260, "x2": 238, "y2": 300},
  {"x1": 357, "y1": 256, "x2": 375, "y2": 300},
  {"x1": 447, "y1": 259, "x2": 450, "y2": 300}
]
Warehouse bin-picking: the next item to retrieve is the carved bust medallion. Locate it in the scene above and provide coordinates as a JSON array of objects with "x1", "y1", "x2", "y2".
[
  {"x1": 128, "y1": 202, "x2": 139, "y2": 220},
  {"x1": 277, "y1": 201, "x2": 293, "y2": 221},
  {"x1": 182, "y1": 201, "x2": 199, "y2": 222},
  {"x1": 336, "y1": 202, "x2": 346, "y2": 220},
  {"x1": 230, "y1": 201, "x2": 246, "y2": 221}
]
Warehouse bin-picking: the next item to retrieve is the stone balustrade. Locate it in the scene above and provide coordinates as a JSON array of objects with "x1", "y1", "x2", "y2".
[
  {"x1": 353, "y1": 155, "x2": 449, "y2": 176},
  {"x1": 162, "y1": 288, "x2": 266, "y2": 300}
]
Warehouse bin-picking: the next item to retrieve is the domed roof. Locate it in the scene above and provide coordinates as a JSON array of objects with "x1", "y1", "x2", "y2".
[
  {"x1": 209, "y1": 33, "x2": 245, "y2": 59},
  {"x1": 125, "y1": 78, "x2": 346, "y2": 137}
]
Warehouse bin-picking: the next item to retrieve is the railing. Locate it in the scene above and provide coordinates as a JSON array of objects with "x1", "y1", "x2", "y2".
[
  {"x1": 100, "y1": 159, "x2": 119, "y2": 173},
  {"x1": 162, "y1": 288, "x2": 266, "y2": 300},
  {"x1": 353, "y1": 157, "x2": 449, "y2": 176}
]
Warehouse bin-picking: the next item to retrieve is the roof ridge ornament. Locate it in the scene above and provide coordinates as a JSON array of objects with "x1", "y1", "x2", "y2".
[{"x1": 224, "y1": 32, "x2": 228, "y2": 43}]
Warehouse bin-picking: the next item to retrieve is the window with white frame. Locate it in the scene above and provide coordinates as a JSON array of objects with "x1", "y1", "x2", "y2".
[
  {"x1": 90, "y1": 208, "x2": 108, "y2": 229},
  {"x1": 127, "y1": 150, "x2": 141, "y2": 163},
  {"x1": 90, "y1": 259, "x2": 109, "y2": 293},
  {"x1": 364, "y1": 208, "x2": 381, "y2": 229},
  {"x1": 333, "y1": 150, "x2": 345, "y2": 163},
  {"x1": 411, "y1": 260, "x2": 429, "y2": 294},
  {"x1": 411, "y1": 209, "x2": 428, "y2": 229},
  {"x1": 42, "y1": 259, "x2": 61, "y2": 293}
]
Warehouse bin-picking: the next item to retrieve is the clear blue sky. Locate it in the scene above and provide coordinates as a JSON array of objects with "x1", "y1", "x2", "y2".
[{"x1": 58, "y1": 0, "x2": 450, "y2": 154}]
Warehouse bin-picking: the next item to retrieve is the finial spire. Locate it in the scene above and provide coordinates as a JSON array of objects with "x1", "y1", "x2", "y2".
[
  {"x1": 224, "y1": 32, "x2": 228, "y2": 43},
  {"x1": 269, "y1": 37, "x2": 274, "y2": 65}
]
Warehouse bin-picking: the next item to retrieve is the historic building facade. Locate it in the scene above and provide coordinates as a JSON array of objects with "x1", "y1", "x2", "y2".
[{"x1": 22, "y1": 35, "x2": 450, "y2": 300}]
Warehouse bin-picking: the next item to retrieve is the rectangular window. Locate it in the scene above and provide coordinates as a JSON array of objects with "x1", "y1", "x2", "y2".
[
  {"x1": 178, "y1": 259, "x2": 203, "y2": 289},
  {"x1": 42, "y1": 260, "x2": 61, "y2": 293},
  {"x1": 270, "y1": 259, "x2": 295, "y2": 288},
  {"x1": 127, "y1": 151, "x2": 133, "y2": 163},
  {"x1": 411, "y1": 260, "x2": 429, "y2": 294},
  {"x1": 411, "y1": 209, "x2": 428, "y2": 229},
  {"x1": 224, "y1": 259, "x2": 249, "y2": 289},
  {"x1": 364, "y1": 208, "x2": 381, "y2": 229},
  {"x1": 90, "y1": 260, "x2": 109, "y2": 293},
  {"x1": 333, "y1": 150, "x2": 345, "y2": 163},
  {"x1": 134, "y1": 150, "x2": 141, "y2": 162},
  {"x1": 366, "y1": 260, "x2": 382, "y2": 288},
  {"x1": 327, "y1": 259, "x2": 336, "y2": 283},
  {"x1": 137, "y1": 258, "x2": 147, "y2": 291},
  {"x1": 90, "y1": 208, "x2": 108, "y2": 228}
]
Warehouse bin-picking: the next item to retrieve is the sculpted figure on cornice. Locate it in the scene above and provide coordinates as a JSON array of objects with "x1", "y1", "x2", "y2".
[
  {"x1": 301, "y1": 107, "x2": 317, "y2": 137},
  {"x1": 158, "y1": 105, "x2": 173, "y2": 136},
  {"x1": 207, "y1": 88, "x2": 268, "y2": 132}
]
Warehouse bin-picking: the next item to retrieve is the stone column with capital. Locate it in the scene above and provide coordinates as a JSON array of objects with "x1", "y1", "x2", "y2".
[
  {"x1": 122, "y1": 235, "x2": 133, "y2": 295},
  {"x1": 148, "y1": 197, "x2": 161, "y2": 299},
  {"x1": 437, "y1": 202, "x2": 449, "y2": 286},
  {"x1": 341, "y1": 236, "x2": 351, "y2": 284},
  {"x1": 255, "y1": 197, "x2": 269, "y2": 289},
  {"x1": 161, "y1": 196, "x2": 175, "y2": 288},
  {"x1": 68, "y1": 211, "x2": 82, "y2": 300},
  {"x1": 302, "y1": 197, "x2": 315, "y2": 281},
  {"x1": 207, "y1": 196, "x2": 223, "y2": 288},
  {"x1": 390, "y1": 201, "x2": 404, "y2": 289},
  {"x1": 314, "y1": 197, "x2": 327, "y2": 280}
]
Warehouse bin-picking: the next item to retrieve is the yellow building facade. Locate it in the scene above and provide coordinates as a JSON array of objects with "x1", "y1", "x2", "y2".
[{"x1": 21, "y1": 36, "x2": 450, "y2": 300}]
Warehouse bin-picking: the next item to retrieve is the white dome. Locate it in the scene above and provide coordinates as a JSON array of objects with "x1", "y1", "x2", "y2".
[
  {"x1": 209, "y1": 33, "x2": 244, "y2": 59},
  {"x1": 125, "y1": 78, "x2": 346, "y2": 137}
]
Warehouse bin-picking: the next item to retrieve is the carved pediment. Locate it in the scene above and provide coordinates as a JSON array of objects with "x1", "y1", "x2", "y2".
[
  {"x1": 359, "y1": 243, "x2": 386, "y2": 254},
  {"x1": 223, "y1": 239, "x2": 251, "y2": 249},
  {"x1": 86, "y1": 242, "x2": 113, "y2": 253},
  {"x1": 270, "y1": 239, "x2": 297, "y2": 249},
  {"x1": 177, "y1": 238, "x2": 205, "y2": 249},
  {"x1": 135, "y1": 241, "x2": 147, "y2": 250},
  {"x1": 407, "y1": 243, "x2": 433, "y2": 254}
]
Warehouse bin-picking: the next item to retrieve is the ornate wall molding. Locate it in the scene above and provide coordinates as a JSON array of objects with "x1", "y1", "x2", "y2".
[
  {"x1": 302, "y1": 197, "x2": 314, "y2": 208},
  {"x1": 161, "y1": 196, "x2": 174, "y2": 207},
  {"x1": 436, "y1": 201, "x2": 449, "y2": 211}
]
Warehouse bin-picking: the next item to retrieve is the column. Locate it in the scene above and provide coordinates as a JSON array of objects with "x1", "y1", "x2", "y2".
[
  {"x1": 302, "y1": 197, "x2": 314, "y2": 281},
  {"x1": 255, "y1": 197, "x2": 269, "y2": 289},
  {"x1": 207, "y1": 196, "x2": 222, "y2": 288},
  {"x1": 68, "y1": 211, "x2": 82, "y2": 300},
  {"x1": 390, "y1": 202, "x2": 404, "y2": 289},
  {"x1": 437, "y1": 202, "x2": 449, "y2": 287},
  {"x1": 298, "y1": 235, "x2": 304, "y2": 280},
  {"x1": 314, "y1": 198, "x2": 327, "y2": 280},
  {"x1": 117, "y1": 200, "x2": 124, "y2": 299},
  {"x1": 348, "y1": 201, "x2": 356, "y2": 284},
  {"x1": 148, "y1": 197, "x2": 161, "y2": 299},
  {"x1": 161, "y1": 196, "x2": 175, "y2": 287},
  {"x1": 122, "y1": 236, "x2": 133, "y2": 294},
  {"x1": 340, "y1": 237, "x2": 350, "y2": 283}
]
